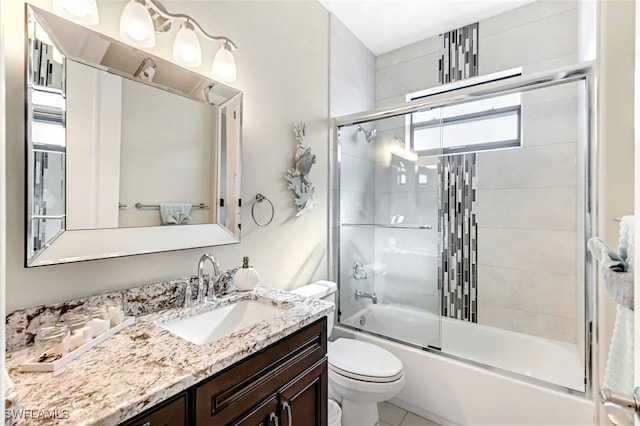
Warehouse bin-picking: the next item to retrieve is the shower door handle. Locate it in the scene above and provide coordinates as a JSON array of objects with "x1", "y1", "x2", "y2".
[{"x1": 600, "y1": 386, "x2": 640, "y2": 425}]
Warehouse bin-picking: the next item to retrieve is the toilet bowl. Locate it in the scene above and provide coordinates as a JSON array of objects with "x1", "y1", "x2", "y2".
[{"x1": 291, "y1": 281, "x2": 405, "y2": 426}]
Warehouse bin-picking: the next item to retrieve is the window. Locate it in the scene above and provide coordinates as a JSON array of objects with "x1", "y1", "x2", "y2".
[{"x1": 406, "y1": 68, "x2": 522, "y2": 156}]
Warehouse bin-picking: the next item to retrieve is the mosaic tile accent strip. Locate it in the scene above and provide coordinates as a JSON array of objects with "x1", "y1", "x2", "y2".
[
  {"x1": 439, "y1": 155, "x2": 478, "y2": 322},
  {"x1": 438, "y1": 22, "x2": 479, "y2": 322},
  {"x1": 438, "y1": 23, "x2": 478, "y2": 84}
]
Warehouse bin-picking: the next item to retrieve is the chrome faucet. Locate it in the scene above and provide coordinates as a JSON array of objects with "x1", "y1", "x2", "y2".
[
  {"x1": 197, "y1": 254, "x2": 221, "y2": 303},
  {"x1": 355, "y1": 289, "x2": 378, "y2": 304}
]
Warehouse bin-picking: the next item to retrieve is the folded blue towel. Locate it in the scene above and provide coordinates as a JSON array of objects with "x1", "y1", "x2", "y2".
[{"x1": 159, "y1": 203, "x2": 192, "y2": 225}]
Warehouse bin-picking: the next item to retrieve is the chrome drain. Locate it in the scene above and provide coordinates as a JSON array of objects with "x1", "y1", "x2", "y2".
[{"x1": 359, "y1": 315, "x2": 366, "y2": 326}]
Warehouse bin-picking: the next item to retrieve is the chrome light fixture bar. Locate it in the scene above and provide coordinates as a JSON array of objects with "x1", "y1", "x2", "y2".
[{"x1": 120, "y1": 0, "x2": 238, "y2": 82}]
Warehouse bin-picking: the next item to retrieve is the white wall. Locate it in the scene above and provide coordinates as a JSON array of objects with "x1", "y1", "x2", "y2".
[
  {"x1": 4, "y1": 0, "x2": 330, "y2": 311},
  {"x1": 597, "y1": 1, "x2": 636, "y2": 423},
  {"x1": 118, "y1": 78, "x2": 214, "y2": 227},
  {"x1": 66, "y1": 60, "x2": 122, "y2": 230},
  {"x1": 329, "y1": 15, "x2": 376, "y2": 319},
  {"x1": 0, "y1": 0, "x2": 7, "y2": 396}
]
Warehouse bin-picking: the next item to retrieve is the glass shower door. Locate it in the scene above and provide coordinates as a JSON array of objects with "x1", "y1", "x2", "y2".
[{"x1": 336, "y1": 115, "x2": 442, "y2": 350}]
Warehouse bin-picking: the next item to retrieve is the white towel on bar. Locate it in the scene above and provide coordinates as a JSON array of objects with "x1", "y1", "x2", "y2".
[
  {"x1": 600, "y1": 216, "x2": 635, "y2": 425},
  {"x1": 604, "y1": 305, "x2": 634, "y2": 425},
  {"x1": 618, "y1": 215, "x2": 635, "y2": 273},
  {"x1": 587, "y1": 237, "x2": 626, "y2": 272},
  {"x1": 159, "y1": 203, "x2": 192, "y2": 225}
]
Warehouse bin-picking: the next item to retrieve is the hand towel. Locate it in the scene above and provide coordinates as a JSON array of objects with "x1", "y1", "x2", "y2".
[
  {"x1": 159, "y1": 203, "x2": 192, "y2": 225},
  {"x1": 619, "y1": 215, "x2": 635, "y2": 273},
  {"x1": 587, "y1": 237, "x2": 626, "y2": 272},
  {"x1": 603, "y1": 305, "x2": 634, "y2": 425},
  {"x1": 602, "y1": 269, "x2": 634, "y2": 310}
]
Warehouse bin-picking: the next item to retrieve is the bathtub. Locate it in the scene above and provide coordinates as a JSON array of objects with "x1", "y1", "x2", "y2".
[{"x1": 337, "y1": 303, "x2": 593, "y2": 426}]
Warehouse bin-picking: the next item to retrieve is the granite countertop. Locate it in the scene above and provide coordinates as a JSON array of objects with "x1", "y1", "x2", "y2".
[{"x1": 5, "y1": 286, "x2": 334, "y2": 425}]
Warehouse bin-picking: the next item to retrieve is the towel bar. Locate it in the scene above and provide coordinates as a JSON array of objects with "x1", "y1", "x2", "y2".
[
  {"x1": 31, "y1": 214, "x2": 66, "y2": 220},
  {"x1": 134, "y1": 203, "x2": 208, "y2": 210}
]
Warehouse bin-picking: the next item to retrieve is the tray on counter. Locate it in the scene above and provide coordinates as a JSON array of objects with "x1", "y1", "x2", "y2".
[{"x1": 19, "y1": 316, "x2": 135, "y2": 372}]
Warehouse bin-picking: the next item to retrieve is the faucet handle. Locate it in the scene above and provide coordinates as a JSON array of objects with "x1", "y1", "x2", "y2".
[
  {"x1": 205, "y1": 273, "x2": 218, "y2": 302},
  {"x1": 184, "y1": 281, "x2": 193, "y2": 308}
]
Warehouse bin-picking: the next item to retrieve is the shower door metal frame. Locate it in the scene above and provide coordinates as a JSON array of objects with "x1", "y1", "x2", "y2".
[{"x1": 329, "y1": 61, "x2": 597, "y2": 398}]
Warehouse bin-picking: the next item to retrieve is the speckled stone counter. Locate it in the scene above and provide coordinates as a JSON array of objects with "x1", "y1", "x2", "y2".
[{"x1": 5, "y1": 286, "x2": 334, "y2": 425}]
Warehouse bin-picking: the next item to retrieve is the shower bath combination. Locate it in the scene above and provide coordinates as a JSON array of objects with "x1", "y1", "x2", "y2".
[{"x1": 330, "y1": 62, "x2": 596, "y2": 422}]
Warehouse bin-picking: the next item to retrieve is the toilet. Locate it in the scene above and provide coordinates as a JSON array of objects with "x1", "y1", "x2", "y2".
[{"x1": 291, "y1": 281, "x2": 405, "y2": 426}]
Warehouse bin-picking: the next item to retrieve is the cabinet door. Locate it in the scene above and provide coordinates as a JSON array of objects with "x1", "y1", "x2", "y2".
[
  {"x1": 279, "y1": 359, "x2": 327, "y2": 426},
  {"x1": 121, "y1": 394, "x2": 186, "y2": 426},
  {"x1": 231, "y1": 395, "x2": 279, "y2": 426},
  {"x1": 195, "y1": 318, "x2": 326, "y2": 425}
]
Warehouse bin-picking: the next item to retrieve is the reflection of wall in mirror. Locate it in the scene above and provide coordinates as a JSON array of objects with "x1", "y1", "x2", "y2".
[
  {"x1": 66, "y1": 60, "x2": 122, "y2": 230},
  {"x1": 65, "y1": 61, "x2": 216, "y2": 229},
  {"x1": 118, "y1": 79, "x2": 215, "y2": 228}
]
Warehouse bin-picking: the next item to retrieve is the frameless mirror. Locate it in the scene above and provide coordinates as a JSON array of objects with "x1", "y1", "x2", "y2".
[{"x1": 26, "y1": 5, "x2": 242, "y2": 267}]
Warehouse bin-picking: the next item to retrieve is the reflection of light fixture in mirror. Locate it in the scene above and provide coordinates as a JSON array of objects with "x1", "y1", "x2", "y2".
[
  {"x1": 120, "y1": 0, "x2": 156, "y2": 47},
  {"x1": 134, "y1": 58, "x2": 157, "y2": 82},
  {"x1": 53, "y1": 0, "x2": 99, "y2": 26},
  {"x1": 117, "y1": 0, "x2": 238, "y2": 81},
  {"x1": 389, "y1": 137, "x2": 418, "y2": 162},
  {"x1": 202, "y1": 85, "x2": 216, "y2": 104},
  {"x1": 212, "y1": 41, "x2": 237, "y2": 83}
]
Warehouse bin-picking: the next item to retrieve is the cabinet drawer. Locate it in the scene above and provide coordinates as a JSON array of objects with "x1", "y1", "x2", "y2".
[
  {"x1": 122, "y1": 394, "x2": 186, "y2": 426},
  {"x1": 196, "y1": 317, "x2": 327, "y2": 425}
]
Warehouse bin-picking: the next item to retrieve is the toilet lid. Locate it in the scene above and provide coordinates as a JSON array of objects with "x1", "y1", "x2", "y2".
[{"x1": 328, "y1": 339, "x2": 403, "y2": 383}]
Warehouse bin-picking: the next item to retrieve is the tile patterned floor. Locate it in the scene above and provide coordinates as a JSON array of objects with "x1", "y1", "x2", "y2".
[{"x1": 378, "y1": 402, "x2": 441, "y2": 426}]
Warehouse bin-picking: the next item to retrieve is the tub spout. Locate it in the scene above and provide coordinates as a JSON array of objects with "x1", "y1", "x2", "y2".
[{"x1": 355, "y1": 289, "x2": 378, "y2": 304}]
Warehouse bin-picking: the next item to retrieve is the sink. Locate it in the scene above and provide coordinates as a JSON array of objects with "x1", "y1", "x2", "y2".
[{"x1": 157, "y1": 300, "x2": 285, "y2": 345}]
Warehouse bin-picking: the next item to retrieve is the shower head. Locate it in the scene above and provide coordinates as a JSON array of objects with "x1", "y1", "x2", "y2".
[{"x1": 357, "y1": 125, "x2": 376, "y2": 143}]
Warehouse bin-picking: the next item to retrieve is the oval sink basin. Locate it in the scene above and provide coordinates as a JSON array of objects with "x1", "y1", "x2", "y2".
[{"x1": 157, "y1": 300, "x2": 285, "y2": 345}]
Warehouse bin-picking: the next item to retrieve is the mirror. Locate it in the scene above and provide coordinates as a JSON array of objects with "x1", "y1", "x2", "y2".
[{"x1": 25, "y1": 5, "x2": 242, "y2": 267}]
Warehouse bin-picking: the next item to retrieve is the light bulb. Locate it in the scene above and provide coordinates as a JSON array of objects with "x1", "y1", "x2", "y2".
[
  {"x1": 53, "y1": 0, "x2": 99, "y2": 25},
  {"x1": 211, "y1": 43, "x2": 237, "y2": 82},
  {"x1": 173, "y1": 21, "x2": 202, "y2": 67},
  {"x1": 119, "y1": 0, "x2": 155, "y2": 48}
]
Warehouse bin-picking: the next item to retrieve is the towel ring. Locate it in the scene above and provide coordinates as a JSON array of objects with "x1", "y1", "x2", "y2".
[{"x1": 252, "y1": 193, "x2": 275, "y2": 227}]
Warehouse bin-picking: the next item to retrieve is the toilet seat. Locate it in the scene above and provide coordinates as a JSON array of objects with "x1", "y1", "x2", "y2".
[{"x1": 328, "y1": 338, "x2": 403, "y2": 383}]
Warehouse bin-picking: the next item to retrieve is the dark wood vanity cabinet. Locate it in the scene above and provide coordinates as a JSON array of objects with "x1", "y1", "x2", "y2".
[
  {"x1": 195, "y1": 317, "x2": 328, "y2": 425},
  {"x1": 120, "y1": 393, "x2": 188, "y2": 426},
  {"x1": 119, "y1": 318, "x2": 327, "y2": 426}
]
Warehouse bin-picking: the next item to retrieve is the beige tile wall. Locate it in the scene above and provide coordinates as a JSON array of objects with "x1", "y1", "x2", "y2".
[
  {"x1": 373, "y1": 1, "x2": 581, "y2": 342},
  {"x1": 330, "y1": 15, "x2": 377, "y2": 320}
]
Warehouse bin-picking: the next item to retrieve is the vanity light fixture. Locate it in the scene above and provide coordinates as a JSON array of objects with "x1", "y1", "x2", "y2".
[
  {"x1": 119, "y1": 0, "x2": 156, "y2": 47},
  {"x1": 52, "y1": 0, "x2": 99, "y2": 26},
  {"x1": 212, "y1": 41, "x2": 237, "y2": 82},
  {"x1": 173, "y1": 21, "x2": 202, "y2": 67},
  {"x1": 119, "y1": 0, "x2": 238, "y2": 82}
]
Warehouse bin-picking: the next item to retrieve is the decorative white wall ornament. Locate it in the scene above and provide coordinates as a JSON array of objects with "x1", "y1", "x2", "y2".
[{"x1": 284, "y1": 122, "x2": 317, "y2": 216}]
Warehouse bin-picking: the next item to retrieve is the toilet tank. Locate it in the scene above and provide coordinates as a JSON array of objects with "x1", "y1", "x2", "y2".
[{"x1": 291, "y1": 280, "x2": 337, "y2": 332}]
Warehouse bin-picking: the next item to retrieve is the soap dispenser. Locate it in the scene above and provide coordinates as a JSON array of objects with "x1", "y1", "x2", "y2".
[{"x1": 233, "y1": 257, "x2": 260, "y2": 291}]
